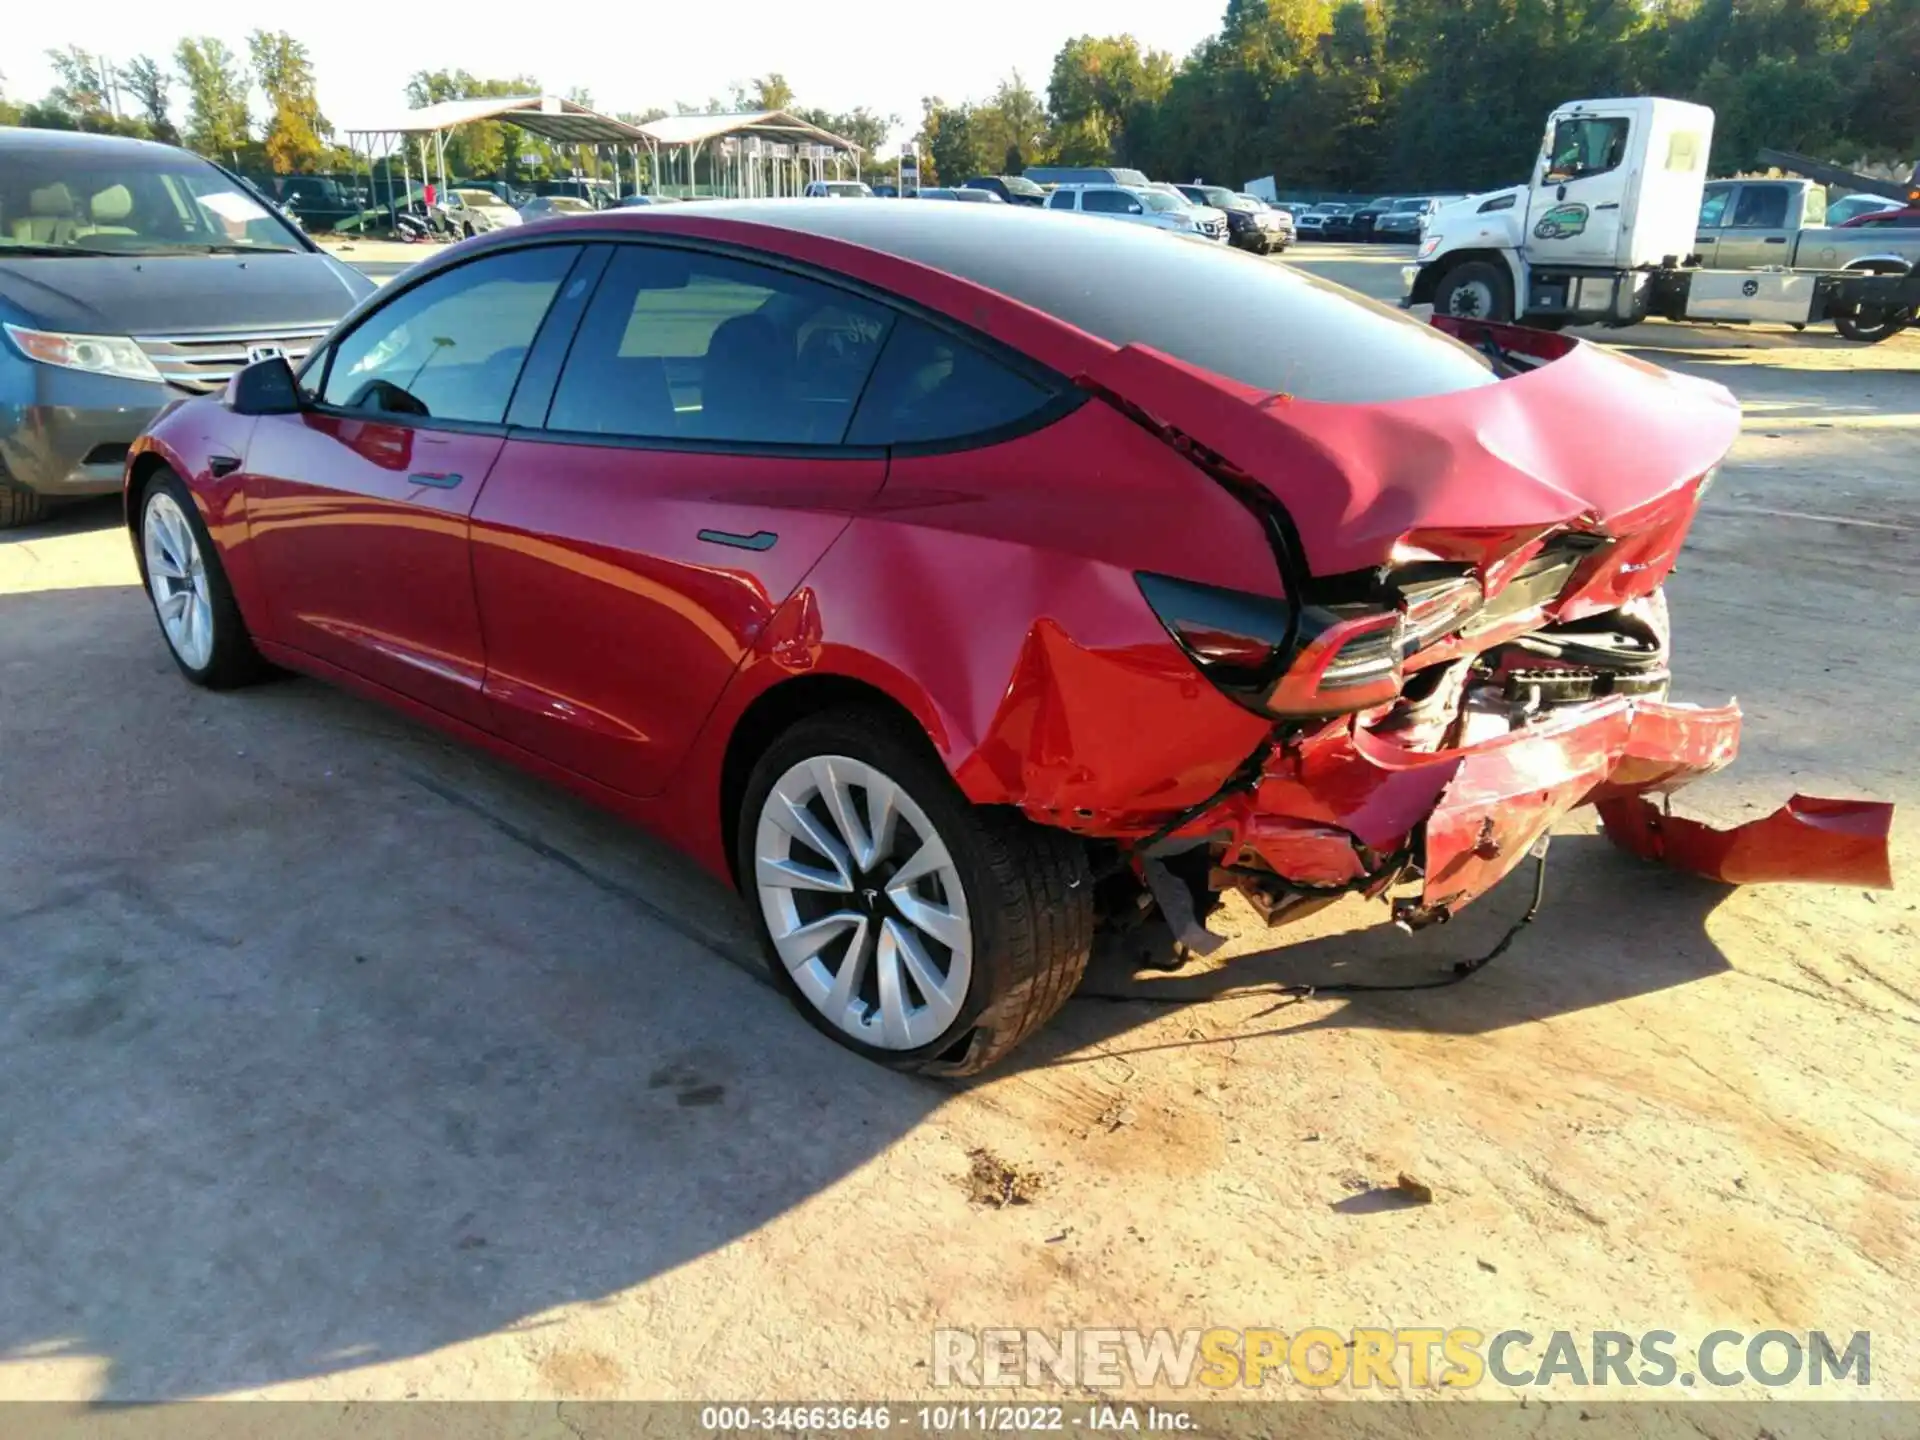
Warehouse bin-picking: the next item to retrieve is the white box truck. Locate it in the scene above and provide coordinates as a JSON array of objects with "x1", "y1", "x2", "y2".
[{"x1": 1402, "y1": 97, "x2": 1920, "y2": 343}]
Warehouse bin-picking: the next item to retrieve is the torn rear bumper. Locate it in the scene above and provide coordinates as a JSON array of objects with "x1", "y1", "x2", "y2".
[
  {"x1": 1189, "y1": 694, "x2": 1893, "y2": 924},
  {"x1": 1595, "y1": 792, "x2": 1896, "y2": 889}
]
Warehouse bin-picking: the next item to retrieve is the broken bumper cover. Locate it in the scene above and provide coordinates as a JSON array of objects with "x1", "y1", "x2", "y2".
[
  {"x1": 1189, "y1": 695, "x2": 1894, "y2": 922},
  {"x1": 1595, "y1": 792, "x2": 1896, "y2": 889}
]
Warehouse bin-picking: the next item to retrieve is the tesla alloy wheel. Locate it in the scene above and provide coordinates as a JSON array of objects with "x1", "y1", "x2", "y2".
[
  {"x1": 139, "y1": 470, "x2": 267, "y2": 688},
  {"x1": 739, "y1": 710, "x2": 1093, "y2": 1076}
]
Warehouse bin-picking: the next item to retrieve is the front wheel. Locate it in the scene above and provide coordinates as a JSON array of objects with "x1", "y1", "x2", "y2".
[
  {"x1": 138, "y1": 470, "x2": 270, "y2": 688},
  {"x1": 1433, "y1": 260, "x2": 1514, "y2": 323},
  {"x1": 738, "y1": 709, "x2": 1093, "y2": 1076}
]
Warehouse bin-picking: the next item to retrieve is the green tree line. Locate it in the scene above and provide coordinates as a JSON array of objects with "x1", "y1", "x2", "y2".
[
  {"x1": 0, "y1": 50, "x2": 899, "y2": 186},
  {"x1": 1, "y1": 36, "x2": 335, "y2": 172},
  {"x1": 919, "y1": 0, "x2": 1918, "y2": 191},
  {"x1": 5, "y1": 1, "x2": 1913, "y2": 191}
]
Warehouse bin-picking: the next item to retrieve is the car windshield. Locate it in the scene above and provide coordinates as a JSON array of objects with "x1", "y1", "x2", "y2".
[
  {"x1": 1140, "y1": 191, "x2": 1184, "y2": 213},
  {"x1": 0, "y1": 143, "x2": 305, "y2": 255},
  {"x1": 1198, "y1": 187, "x2": 1237, "y2": 207},
  {"x1": 1389, "y1": 198, "x2": 1427, "y2": 212},
  {"x1": 454, "y1": 190, "x2": 497, "y2": 207},
  {"x1": 1830, "y1": 195, "x2": 1897, "y2": 223},
  {"x1": 1224, "y1": 196, "x2": 1262, "y2": 212}
]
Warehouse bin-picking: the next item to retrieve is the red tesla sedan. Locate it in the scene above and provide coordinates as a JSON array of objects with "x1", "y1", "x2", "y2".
[{"x1": 124, "y1": 203, "x2": 1892, "y2": 1074}]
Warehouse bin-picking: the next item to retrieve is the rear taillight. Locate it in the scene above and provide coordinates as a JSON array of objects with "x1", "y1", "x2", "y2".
[
  {"x1": 1262, "y1": 607, "x2": 1403, "y2": 715},
  {"x1": 1398, "y1": 574, "x2": 1483, "y2": 651},
  {"x1": 1137, "y1": 571, "x2": 1484, "y2": 720},
  {"x1": 1134, "y1": 573, "x2": 1294, "y2": 691}
]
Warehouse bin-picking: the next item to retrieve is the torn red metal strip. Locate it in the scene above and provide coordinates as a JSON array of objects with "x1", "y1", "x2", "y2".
[{"x1": 1596, "y1": 793, "x2": 1896, "y2": 889}]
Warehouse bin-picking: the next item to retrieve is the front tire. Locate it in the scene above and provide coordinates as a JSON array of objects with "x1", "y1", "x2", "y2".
[
  {"x1": 0, "y1": 488, "x2": 48, "y2": 529},
  {"x1": 738, "y1": 709, "x2": 1093, "y2": 1077},
  {"x1": 138, "y1": 469, "x2": 269, "y2": 689},
  {"x1": 1433, "y1": 260, "x2": 1515, "y2": 323}
]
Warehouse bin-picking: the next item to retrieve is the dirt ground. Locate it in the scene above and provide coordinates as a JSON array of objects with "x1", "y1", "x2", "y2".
[{"x1": 0, "y1": 244, "x2": 1914, "y2": 1421}]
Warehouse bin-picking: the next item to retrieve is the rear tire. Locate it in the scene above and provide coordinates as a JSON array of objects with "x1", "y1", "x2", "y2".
[
  {"x1": 0, "y1": 488, "x2": 48, "y2": 529},
  {"x1": 738, "y1": 708, "x2": 1093, "y2": 1077},
  {"x1": 1835, "y1": 307, "x2": 1913, "y2": 344},
  {"x1": 137, "y1": 469, "x2": 270, "y2": 689},
  {"x1": 1433, "y1": 260, "x2": 1514, "y2": 323}
]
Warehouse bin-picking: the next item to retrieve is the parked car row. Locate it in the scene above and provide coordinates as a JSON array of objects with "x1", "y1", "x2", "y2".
[
  {"x1": 802, "y1": 171, "x2": 1296, "y2": 252},
  {"x1": 1292, "y1": 195, "x2": 1463, "y2": 242}
]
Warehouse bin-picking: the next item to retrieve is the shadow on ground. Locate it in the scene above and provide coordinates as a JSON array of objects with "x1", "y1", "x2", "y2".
[
  {"x1": 0, "y1": 496, "x2": 124, "y2": 547},
  {"x1": 0, "y1": 581, "x2": 1741, "y2": 1401}
]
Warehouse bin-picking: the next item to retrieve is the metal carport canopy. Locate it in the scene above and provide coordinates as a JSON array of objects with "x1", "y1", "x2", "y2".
[
  {"x1": 339, "y1": 96, "x2": 657, "y2": 219},
  {"x1": 636, "y1": 110, "x2": 863, "y2": 153},
  {"x1": 340, "y1": 94, "x2": 654, "y2": 145}
]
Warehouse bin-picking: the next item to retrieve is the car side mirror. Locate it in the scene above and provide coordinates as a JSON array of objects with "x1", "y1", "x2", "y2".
[{"x1": 225, "y1": 355, "x2": 302, "y2": 416}]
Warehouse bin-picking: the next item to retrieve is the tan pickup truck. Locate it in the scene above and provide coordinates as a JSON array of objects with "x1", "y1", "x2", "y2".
[{"x1": 1696, "y1": 178, "x2": 1920, "y2": 272}]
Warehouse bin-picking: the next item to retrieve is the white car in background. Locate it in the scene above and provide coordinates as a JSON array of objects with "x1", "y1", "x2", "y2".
[
  {"x1": 517, "y1": 194, "x2": 598, "y2": 221},
  {"x1": 803, "y1": 180, "x2": 875, "y2": 198},
  {"x1": 1143, "y1": 183, "x2": 1231, "y2": 242},
  {"x1": 1043, "y1": 183, "x2": 1221, "y2": 241},
  {"x1": 441, "y1": 188, "x2": 523, "y2": 236}
]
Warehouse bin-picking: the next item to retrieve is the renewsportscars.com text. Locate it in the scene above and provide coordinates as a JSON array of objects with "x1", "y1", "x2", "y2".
[{"x1": 932, "y1": 1328, "x2": 1872, "y2": 1391}]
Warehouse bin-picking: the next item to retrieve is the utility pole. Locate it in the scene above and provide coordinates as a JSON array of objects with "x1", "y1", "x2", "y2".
[{"x1": 101, "y1": 54, "x2": 122, "y2": 118}]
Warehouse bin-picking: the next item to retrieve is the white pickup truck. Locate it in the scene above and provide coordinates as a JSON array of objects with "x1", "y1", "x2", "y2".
[{"x1": 1403, "y1": 97, "x2": 1920, "y2": 343}]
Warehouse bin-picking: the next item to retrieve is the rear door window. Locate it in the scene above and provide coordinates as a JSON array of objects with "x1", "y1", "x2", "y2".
[
  {"x1": 1731, "y1": 186, "x2": 1789, "y2": 228},
  {"x1": 545, "y1": 245, "x2": 893, "y2": 446},
  {"x1": 845, "y1": 316, "x2": 1057, "y2": 448}
]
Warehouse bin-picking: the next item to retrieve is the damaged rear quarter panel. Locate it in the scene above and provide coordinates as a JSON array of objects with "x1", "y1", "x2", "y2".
[
  {"x1": 716, "y1": 400, "x2": 1281, "y2": 823},
  {"x1": 1078, "y1": 332, "x2": 1741, "y2": 581}
]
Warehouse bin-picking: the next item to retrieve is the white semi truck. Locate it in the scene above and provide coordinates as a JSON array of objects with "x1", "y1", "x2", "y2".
[{"x1": 1403, "y1": 97, "x2": 1920, "y2": 343}]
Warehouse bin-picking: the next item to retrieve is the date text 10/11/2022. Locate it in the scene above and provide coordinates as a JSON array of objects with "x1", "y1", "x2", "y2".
[{"x1": 698, "y1": 1405, "x2": 1195, "y2": 1432}]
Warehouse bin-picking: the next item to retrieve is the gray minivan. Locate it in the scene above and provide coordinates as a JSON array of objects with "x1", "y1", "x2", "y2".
[{"x1": 0, "y1": 127, "x2": 376, "y2": 527}]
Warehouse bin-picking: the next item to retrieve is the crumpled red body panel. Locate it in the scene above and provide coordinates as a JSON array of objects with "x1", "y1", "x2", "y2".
[
  {"x1": 1411, "y1": 699, "x2": 1742, "y2": 910},
  {"x1": 1595, "y1": 794, "x2": 1896, "y2": 889},
  {"x1": 1076, "y1": 332, "x2": 1741, "y2": 581},
  {"x1": 1153, "y1": 694, "x2": 1895, "y2": 918}
]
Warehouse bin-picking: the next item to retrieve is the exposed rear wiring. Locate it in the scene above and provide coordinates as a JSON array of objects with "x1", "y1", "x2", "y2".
[{"x1": 1075, "y1": 840, "x2": 1551, "y2": 1004}]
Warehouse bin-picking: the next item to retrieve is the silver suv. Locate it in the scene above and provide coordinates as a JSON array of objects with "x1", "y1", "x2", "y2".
[{"x1": 1044, "y1": 184, "x2": 1223, "y2": 241}]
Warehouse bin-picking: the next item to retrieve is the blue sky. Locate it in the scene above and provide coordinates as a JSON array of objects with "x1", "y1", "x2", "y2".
[{"x1": 7, "y1": 0, "x2": 1224, "y2": 149}]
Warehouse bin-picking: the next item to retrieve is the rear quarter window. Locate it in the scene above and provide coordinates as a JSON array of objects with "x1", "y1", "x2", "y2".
[{"x1": 846, "y1": 316, "x2": 1056, "y2": 447}]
